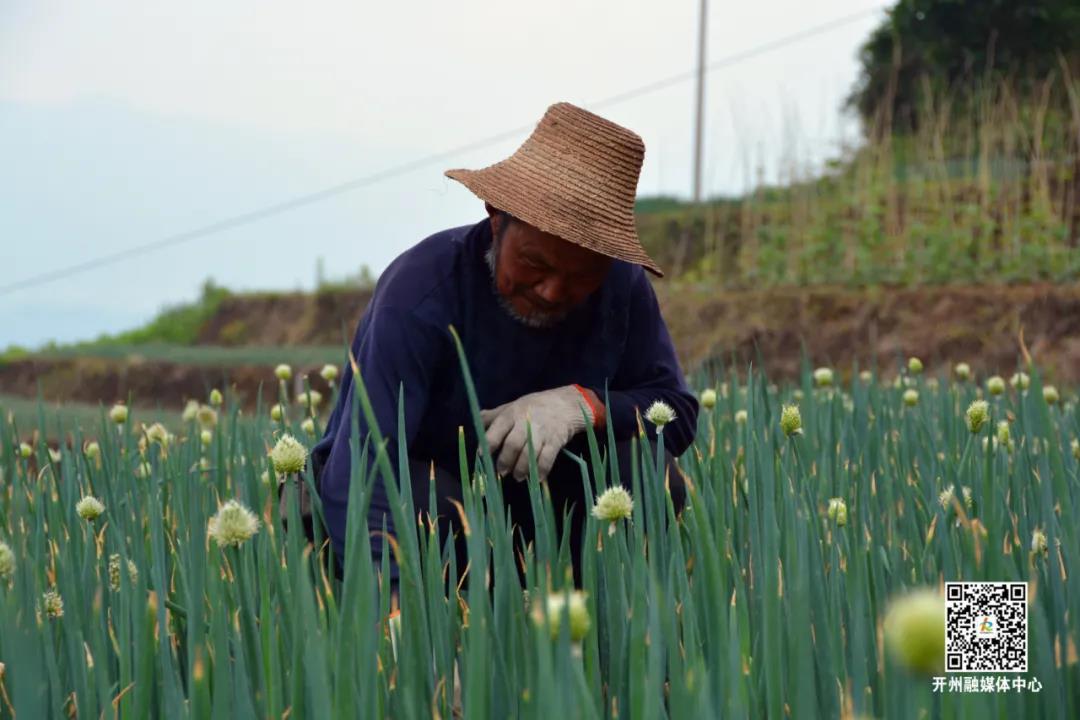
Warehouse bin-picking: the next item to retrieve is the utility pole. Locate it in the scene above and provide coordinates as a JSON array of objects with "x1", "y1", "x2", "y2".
[{"x1": 692, "y1": 0, "x2": 708, "y2": 203}]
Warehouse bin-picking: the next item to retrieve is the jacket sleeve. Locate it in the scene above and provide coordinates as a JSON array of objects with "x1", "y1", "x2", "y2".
[
  {"x1": 581, "y1": 269, "x2": 699, "y2": 457},
  {"x1": 315, "y1": 304, "x2": 444, "y2": 579}
]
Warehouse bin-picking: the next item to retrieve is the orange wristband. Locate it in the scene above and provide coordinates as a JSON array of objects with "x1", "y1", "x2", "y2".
[{"x1": 572, "y1": 384, "x2": 601, "y2": 427}]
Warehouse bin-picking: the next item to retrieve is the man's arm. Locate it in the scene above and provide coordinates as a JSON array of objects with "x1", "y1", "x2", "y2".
[
  {"x1": 317, "y1": 304, "x2": 443, "y2": 580},
  {"x1": 579, "y1": 269, "x2": 699, "y2": 456}
]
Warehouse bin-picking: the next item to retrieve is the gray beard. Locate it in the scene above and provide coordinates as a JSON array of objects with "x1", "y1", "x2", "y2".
[{"x1": 485, "y1": 238, "x2": 568, "y2": 329}]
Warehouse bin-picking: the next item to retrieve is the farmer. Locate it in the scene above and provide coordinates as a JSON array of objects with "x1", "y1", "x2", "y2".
[{"x1": 309, "y1": 101, "x2": 699, "y2": 591}]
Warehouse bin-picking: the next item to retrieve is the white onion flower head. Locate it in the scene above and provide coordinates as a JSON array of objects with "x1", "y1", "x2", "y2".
[
  {"x1": 533, "y1": 590, "x2": 590, "y2": 643},
  {"x1": 0, "y1": 541, "x2": 14, "y2": 580},
  {"x1": 200, "y1": 429, "x2": 213, "y2": 446},
  {"x1": 902, "y1": 389, "x2": 919, "y2": 407},
  {"x1": 792, "y1": 388, "x2": 804, "y2": 402},
  {"x1": 858, "y1": 369, "x2": 873, "y2": 384},
  {"x1": 1043, "y1": 385, "x2": 1060, "y2": 405},
  {"x1": 907, "y1": 357, "x2": 923, "y2": 375},
  {"x1": 996, "y1": 420, "x2": 1010, "y2": 445},
  {"x1": 144, "y1": 422, "x2": 169, "y2": 447},
  {"x1": 954, "y1": 363, "x2": 971, "y2": 381},
  {"x1": 41, "y1": 590, "x2": 64, "y2": 620},
  {"x1": 1009, "y1": 372, "x2": 1030, "y2": 391},
  {"x1": 196, "y1": 405, "x2": 218, "y2": 430},
  {"x1": 301, "y1": 417, "x2": 316, "y2": 436},
  {"x1": 734, "y1": 409, "x2": 748, "y2": 425},
  {"x1": 19, "y1": 442, "x2": 32, "y2": 459},
  {"x1": 269, "y1": 434, "x2": 307, "y2": 475},
  {"x1": 84, "y1": 441, "x2": 100, "y2": 460},
  {"x1": 182, "y1": 399, "x2": 200, "y2": 422},
  {"x1": 827, "y1": 497, "x2": 848, "y2": 526},
  {"x1": 274, "y1": 364, "x2": 292, "y2": 382},
  {"x1": 813, "y1": 367, "x2": 834, "y2": 388},
  {"x1": 1031, "y1": 529, "x2": 1048, "y2": 555},
  {"x1": 780, "y1": 404, "x2": 803, "y2": 437},
  {"x1": 592, "y1": 486, "x2": 633, "y2": 535},
  {"x1": 108, "y1": 554, "x2": 139, "y2": 591},
  {"x1": 700, "y1": 388, "x2": 717, "y2": 410},
  {"x1": 75, "y1": 496, "x2": 105, "y2": 521},
  {"x1": 986, "y1": 376, "x2": 1006, "y2": 396},
  {"x1": 109, "y1": 403, "x2": 129, "y2": 425},
  {"x1": 48, "y1": 448, "x2": 61, "y2": 464},
  {"x1": 644, "y1": 400, "x2": 676, "y2": 432},
  {"x1": 965, "y1": 400, "x2": 990, "y2": 434},
  {"x1": 270, "y1": 404, "x2": 284, "y2": 422},
  {"x1": 208, "y1": 388, "x2": 224, "y2": 407},
  {"x1": 320, "y1": 364, "x2": 339, "y2": 383},
  {"x1": 208, "y1": 499, "x2": 261, "y2": 547}
]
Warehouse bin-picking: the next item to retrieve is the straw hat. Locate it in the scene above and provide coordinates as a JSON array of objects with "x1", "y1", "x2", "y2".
[{"x1": 445, "y1": 102, "x2": 663, "y2": 278}]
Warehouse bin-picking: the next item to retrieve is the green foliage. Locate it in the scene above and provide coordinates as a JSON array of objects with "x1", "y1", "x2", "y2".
[
  {"x1": 847, "y1": 0, "x2": 1080, "y2": 131},
  {"x1": 91, "y1": 278, "x2": 231, "y2": 348},
  {"x1": 0, "y1": 352, "x2": 1076, "y2": 717}
]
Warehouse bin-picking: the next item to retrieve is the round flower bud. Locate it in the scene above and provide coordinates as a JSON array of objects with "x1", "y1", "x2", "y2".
[
  {"x1": 260, "y1": 470, "x2": 271, "y2": 485},
  {"x1": 813, "y1": 367, "x2": 834, "y2": 388},
  {"x1": 274, "y1": 364, "x2": 292, "y2": 382},
  {"x1": 84, "y1": 441, "x2": 100, "y2": 460},
  {"x1": 858, "y1": 370, "x2": 873, "y2": 383},
  {"x1": 965, "y1": 400, "x2": 990, "y2": 434},
  {"x1": 19, "y1": 442, "x2": 32, "y2": 459},
  {"x1": 269, "y1": 434, "x2": 307, "y2": 475},
  {"x1": 644, "y1": 400, "x2": 676, "y2": 431},
  {"x1": 200, "y1": 429, "x2": 213, "y2": 446},
  {"x1": 208, "y1": 388, "x2": 224, "y2": 407},
  {"x1": 1043, "y1": 385, "x2": 1060, "y2": 405},
  {"x1": 907, "y1": 357, "x2": 923, "y2": 375},
  {"x1": 41, "y1": 589, "x2": 64, "y2": 620},
  {"x1": 883, "y1": 588, "x2": 945, "y2": 674},
  {"x1": 75, "y1": 496, "x2": 105, "y2": 521},
  {"x1": 270, "y1": 404, "x2": 283, "y2": 422},
  {"x1": 780, "y1": 404, "x2": 803, "y2": 437},
  {"x1": 533, "y1": 590, "x2": 590, "y2": 643},
  {"x1": 734, "y1": 409, "x2": 748, "y2": 425},
  {"x1": 48, "y1": 448, "x2": 61, "y2": 464},
  {"x1": 181, "y1": 399, "x2": 200, "y2": 422},
  {"x1": 996, "y1": 420, "x2": 1010, "y2": 446},
  {"x1": 207, "y1": 499, "x2": 261, "y2": 547},
  {"x1": 827, "y1": 497, "x2": 847, "y2": 526},
  {"x1": 986, "y1": 376, "x2": 1006, "y2": 396},
  {"x1": 320, "y1": 364, "x2": 339, "y2": 383},
  {"x1": 700, "y1": 388, "x2": 717, "y2": 410},
  {"x1": 296, "y1": 390, "x2": 323, "y2": 410},
  {"x1": 1009, "y1": 372, "x2": 1030, "y2": 391},
  {"x1": 301, "y1": 417, "x2": 316, "y2": 436},
  {"x1": 1031, "y1": 529, "x2": 1048, "y2": 555},
  {"x1": 902, "y1": 389, "x2": 919, "y2": 407},
  {"x1": 109, "y1": 403, "x2": 129, "y2": 425},
  {"x1": 954, "y1": 363, "x2": 971, "y2": 381},
  {"x1": 792, "y1": 388, "x2": 804, "y2": 402},
  {"x1": 0, "y1": 541, "x2": 15, "y2": 580}
]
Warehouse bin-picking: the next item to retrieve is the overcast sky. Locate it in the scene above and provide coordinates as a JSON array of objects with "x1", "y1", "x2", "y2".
[{"x1": 1, "y1": 0, "x2": 888, "y2": 349}]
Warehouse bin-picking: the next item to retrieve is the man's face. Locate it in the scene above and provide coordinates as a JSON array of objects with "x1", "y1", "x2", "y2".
[{"x1": 485, "y1": 208, "x2": 613, "y2": 328}]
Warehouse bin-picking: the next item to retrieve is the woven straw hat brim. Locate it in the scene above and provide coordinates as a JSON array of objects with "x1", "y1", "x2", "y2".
[{"x1": 445, "y1": 102, "x2": 664, "y2": 278}]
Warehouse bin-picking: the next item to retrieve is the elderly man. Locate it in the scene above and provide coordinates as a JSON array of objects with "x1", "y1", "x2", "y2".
[{"x1": 309, "y1": 102, "x2": 698, "y2": 589}]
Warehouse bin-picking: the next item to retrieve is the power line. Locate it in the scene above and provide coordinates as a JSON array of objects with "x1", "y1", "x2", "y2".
[{"x1": 0, "y1": 6, "x2": 884, "y2": 299}]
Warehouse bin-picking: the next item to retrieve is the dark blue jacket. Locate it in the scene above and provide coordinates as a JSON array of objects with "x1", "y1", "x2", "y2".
[{"x1": 312, "y1": 217, "x2": 698, "y2": 576}]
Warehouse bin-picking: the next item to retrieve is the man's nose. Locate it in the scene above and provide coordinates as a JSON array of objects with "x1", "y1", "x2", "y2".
[{"x1": 534, "y1": 275, "x2": 568, "y2": 307}]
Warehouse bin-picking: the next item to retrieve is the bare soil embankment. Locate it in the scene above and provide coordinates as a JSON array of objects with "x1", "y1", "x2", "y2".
[{"x1": 2, "y1": 284, "x2": 1079, "y2": 413}]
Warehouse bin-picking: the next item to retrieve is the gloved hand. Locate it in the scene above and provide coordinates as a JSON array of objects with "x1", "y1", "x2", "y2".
[{"x1": 480, "y1": 386, "x2": 594, "y2": 482}]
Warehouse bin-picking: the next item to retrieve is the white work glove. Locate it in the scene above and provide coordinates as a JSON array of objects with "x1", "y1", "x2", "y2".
[{"x1": 480, "y1": 386, "x2": 594, "y2": 482}]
